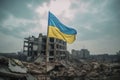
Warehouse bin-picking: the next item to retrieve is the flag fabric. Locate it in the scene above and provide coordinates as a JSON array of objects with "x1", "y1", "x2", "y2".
[{"x1": 48, "y1": 12, "x2": 77, "y2": 43}]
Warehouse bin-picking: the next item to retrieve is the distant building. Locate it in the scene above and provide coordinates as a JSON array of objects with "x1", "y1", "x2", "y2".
[
  {"x1": 116, "y1": 50, "x2": 120, "y2": 62},
  {"x1": 91, "y1": 53, "x2": 118, "y2": 62},
  {"x1": 91, "y1": 54, "x2": 109, "y2": 62},
  {"x1": 117, "y1": 50, "x2": 120, "y2": 55},
  {"x1": 71, "y1": 49, "x2": 120, "y2": 62},
  {"x1": 23, "y1": 33, "x2": 67, "y2": 62},
  {"x1": 79, "y1": 49, "x2": 90, "y2": 59},
  {"x1": 71, "y1": 49, "x2": 80, "y2": 58},
  {"x1": 71, "y1": 49, "x2": 90, "y2": 59}
]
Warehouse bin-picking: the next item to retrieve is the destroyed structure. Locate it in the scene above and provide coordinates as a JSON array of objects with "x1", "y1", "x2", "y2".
[
  {"x1": 23, "y1": 33, "x2": 67, "y2": 62},
  {"x1": 0, "y1": 56, "x2": 120, "y2": 80},
  {"x1": 0, "y1": 33, "x2": 120, "y2": 80},
  {"x1": 72, "y1": 49, "x2": 90, "y2": 59},
  {"x1": 71, "y1": 49, "x2": 120, "y2": 63}
]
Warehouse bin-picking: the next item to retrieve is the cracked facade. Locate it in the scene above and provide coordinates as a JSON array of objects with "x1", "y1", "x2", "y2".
[{"x1": 23, "y1": 33, "x2": 67, "y2": 62}]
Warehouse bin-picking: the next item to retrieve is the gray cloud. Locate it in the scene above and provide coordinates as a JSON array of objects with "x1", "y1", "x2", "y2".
[
  {"x1": 0, "y1": 32, "x2": 23, "y2": 53},
  {"x1": 71, "y1": 0, "x2": 120, "y2": 41},
  {"x1": 0, "y1": 0, "x2": 119, "y2": 54}
]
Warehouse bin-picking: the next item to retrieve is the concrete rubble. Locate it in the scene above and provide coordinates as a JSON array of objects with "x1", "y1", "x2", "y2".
[{"x1": 0, "y1": 56, "x2": 120, "y2": 80}]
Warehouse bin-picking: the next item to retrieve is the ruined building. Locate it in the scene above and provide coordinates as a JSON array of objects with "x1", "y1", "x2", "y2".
[
  {"x1": 23, "y1": 33, "x2": 67, "y2": 62},
  {"x1": 71, "y1": 49, "x2": 90, "y2": 59}
]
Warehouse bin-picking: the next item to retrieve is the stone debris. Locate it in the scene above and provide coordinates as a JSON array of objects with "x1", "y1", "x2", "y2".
[
  {"x1": 8, "y1": 58, "x2": 27, "y2": 73},
  {"x1": 0, "y1": 56, "x2": 120, "y2": 80}
]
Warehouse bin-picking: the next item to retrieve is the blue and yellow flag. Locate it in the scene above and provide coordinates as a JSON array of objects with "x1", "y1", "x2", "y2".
[{"x1": 48, "y1": 12, "x2": 77, "y2": 44}]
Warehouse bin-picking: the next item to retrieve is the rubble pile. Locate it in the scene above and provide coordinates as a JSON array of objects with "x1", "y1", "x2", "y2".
[
  {"x1": 0, "y1": 56, "x2": 27, "y2": 80},
  {"x1": 0, "y1": 56, "x2": 45, "y2": 80},
  {"x1": 47, "y1": 60, "x2": 120, "y2": 80},
  {"x1": 0, "y1": 56, "x2": 120, "y2": 80}
]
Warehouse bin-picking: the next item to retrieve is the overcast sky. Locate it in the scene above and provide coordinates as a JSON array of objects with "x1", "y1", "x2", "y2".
[{"x1": 0, "y1": 0, "x2": 120, "y2": 54}]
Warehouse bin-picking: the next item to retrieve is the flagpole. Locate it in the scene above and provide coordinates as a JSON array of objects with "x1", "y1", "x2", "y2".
[{"x1": 45, "y1": 11, "x2": 50, "y2": 80}]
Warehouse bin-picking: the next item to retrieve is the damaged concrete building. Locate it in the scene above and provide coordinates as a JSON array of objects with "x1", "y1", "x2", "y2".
[
  {"x1": 71, "y1": 49, "x2": 90, "y2": 59},
  {"x1": 23, "y1": 33, "x2": 67, "y2": 62}
]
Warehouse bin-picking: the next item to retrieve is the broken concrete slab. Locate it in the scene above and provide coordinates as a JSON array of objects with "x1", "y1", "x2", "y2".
[{"x1": 8, "y1": 59, "x2": 27, "y2": 73}]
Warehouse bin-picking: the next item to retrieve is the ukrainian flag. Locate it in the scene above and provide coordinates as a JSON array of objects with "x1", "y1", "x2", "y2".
[{"x1": 48, "y1": 12, "x2": 77, "y2": 44}]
